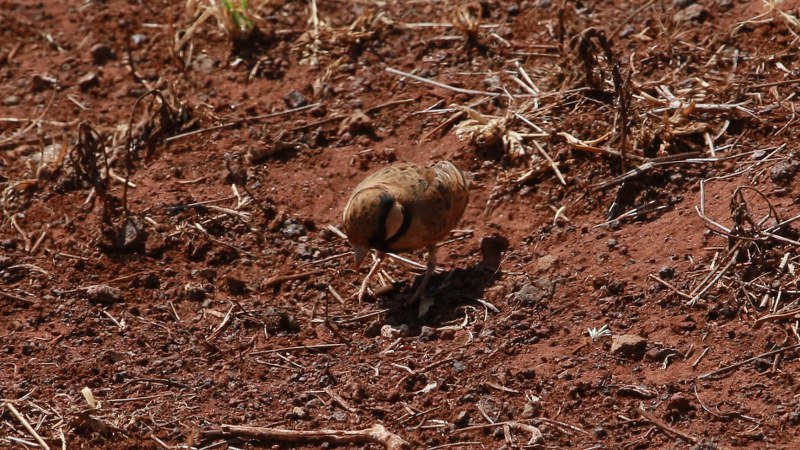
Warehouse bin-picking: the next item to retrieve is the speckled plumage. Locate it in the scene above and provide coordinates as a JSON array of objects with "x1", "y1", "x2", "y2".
[{"x1": 343, "y1": 161, "x2": 470, "y2": 303}]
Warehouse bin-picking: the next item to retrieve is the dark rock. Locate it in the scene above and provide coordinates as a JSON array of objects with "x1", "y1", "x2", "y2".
[
  {"x1": 114, "y1": 217, "x2": 147, "y2": 252},
  {"x1": 91, "y1": 43, "x2": 116, "y2": 65},
  {"x1": 666, "y1": 393, "x2": 694, "y2": 417},
  {"x1": 672, "y1": 0, "x2": 695, "y2": 8},
  {"x1": 282, "y1": 220, "x2": 306, "y2": 238},
  {"x1": 659, "y1": 265, "x2": 675, "y2": 279},
  {"x1": 419, "y1": 326, "x2": 437, "y2": 341},
  {"x1": 0, "y1": 256, "x2": 12, "y2": 270},
  {"x1": 480, "y1": 235, "x2": 509, "y2": 270},
  {"x1": 454, "y1": 410, "x2": 470, "y2": 428},
  {"x1": 514, "y1": 279, "x2": 555, "y2": 306},
  {"x1": 364, "y1": 320, "x2": 381, "y2": 338},
  {"x1": 226, "y1": 276, "x2": 247, "y2": 295},
  {"x1": 284, "y1": 90, "x2": 307, "y2": 108},
  {"x1": 77, "y1": 72, "x2": 100, "y2": 91},
  {"x1": 771, "y1": 161, "x2": 796, "y2": 186},
  {"x1": 645, "y1": 347, "x2": 673, "y2": 362},
  {"x1": 184, "y1": 283, "x2": 206, "y2": 301},
  {"x1": 31, "y1": 74, "x2": 57, "y2": 92},
  {"x1": 674, "y1": 4, "x2": 706, "y2": 23}
]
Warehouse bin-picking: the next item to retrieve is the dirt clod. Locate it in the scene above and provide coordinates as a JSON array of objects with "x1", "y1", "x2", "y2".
[
  {"x1": 610, "y1": 334, "x2": 647, "y2": 359},
  {"x1": 84, "y1": 285, "x2": 123, "y2": 304},
  {"x1": 90, "y1": 43, "x2": 116, "y2": 65},
  {"x1": 514, "y1": 279, "x2": 554, "y2": 306}
]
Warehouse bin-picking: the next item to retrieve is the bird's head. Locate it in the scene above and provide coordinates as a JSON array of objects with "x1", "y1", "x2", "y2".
[{"x1": 343, "y1": 187, "x2": 405, "y2": 268}]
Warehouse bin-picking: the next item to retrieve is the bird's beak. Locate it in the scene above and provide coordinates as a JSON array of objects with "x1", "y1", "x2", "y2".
[{"x1": 354, "y1": 246, "x2": 367, "y2": 269}]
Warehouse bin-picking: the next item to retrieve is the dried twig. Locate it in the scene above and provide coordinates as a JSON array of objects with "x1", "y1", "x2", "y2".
[
  {"x1": 637, "y1": 406, "x2": 698, "y2": 444},
  {"x1": 165, "y1": 104, "x2": 320, "y2": 143},
  {"x1": 265, "y1": 270, "x2": 325, "y2": 288},
  {"x1": 697, "y1": 343, "x2": 800, "y2": 380},
  {"x1": 202, "y1": 423, "x2": 408, "y2": 450},
  {"x1": 249, "y1": 343, "x2": 346, "y2": 356},
  {"x1": 4, "y1": 402, "x2": 51, "y2": 450}
]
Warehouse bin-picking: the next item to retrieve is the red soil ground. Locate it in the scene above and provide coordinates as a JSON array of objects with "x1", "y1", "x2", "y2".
[{"x1": 3, "y1": 0, "x2": 800, "y2": 448}]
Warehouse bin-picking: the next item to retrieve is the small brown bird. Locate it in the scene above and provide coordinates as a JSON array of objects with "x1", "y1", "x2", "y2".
[{"x1": 343, "y1": 161, "x2": 470, "y2": 302}]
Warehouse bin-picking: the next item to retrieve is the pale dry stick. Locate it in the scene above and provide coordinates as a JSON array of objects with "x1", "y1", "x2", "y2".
[
  {"x1": 692, "y1": 384, "x2": 759, "y2": 423},
  {"x1": 4, "y1": 402, "x2": 51, "y2": 450},
  {"x1": 9, "y1": 215, "x2": 30, "y2": 252},
  {"x1": 8, "y1": 437, "x2": 39, "y2": 447},
  {"x1": 101, "y1": 310, "x2": 125, "y2": 329},
  {"x1": 325, "y1": 225, "x2": 444, "y2": 273},
  {"x1": 0, "y1": 290, "x2": 37, "y2": 305},
  {"x1": 385, "y1": 67, "x2": 499, "y2": 97},
  {"x1": 452, "y1": 421, "x2": 544, "y2": 444},
  {"x1": 275, "y1": 353, "x2": 304, "y2": 370},
  {"x1": 753, "y1": 307, "x2": 800, "y2": 329},
  {"x1": 166, "y1": 196, "x2": 238, "y2": 213},
  {"x1": 688, "y1": 246, "x2": 741, "y2": 307},
  {"x1": 532, "y1": 140, "x2": 566, "y2": 186},
  {"x1": 704, "y1": 131, "x2": 716, "y2": 157},
  {"x1": 746, "y1": 78, "x2": 800, "y2": 89},
  {"x1": 697, "y1": 342, "x2": 800, "y2": 380},
  {"x1": 510, "y1": 76, "x2": 538, "y2": 96},
  {"x1": 306, "y1": 251, "x2": 353, "y2": 266},
  {"x1": 610, "y1": 0, "x2": 656, "y2": 39},
  {"x1": 165, "y1": 103, "x2": 320, "y2": 143},
  {"x1": 151, "y1": 435, "x2": 171, "y2": 449},
  {"x1": 593, "y1": 201, "x2": 668, "y2": 229},
  {"x1": 206, "y1": 304, "x2": 234, "y2": 342},
  {"x1": 533, "y1": 417, "x2": 588, "y2": 435},
  {"x1": 476, "y1": 403, "x2": 495, "y2": 424},
  {"x1": 203, "y1": 423, "x2": 408, "y2": 450},
  {"x1": 29, "y1": 232, "x2": 47, "y2": 255},
  {"x1": 401, "y1": 22, "x2": 500, "y2": 29},
  {"x1": 58, "y1": 271, "x2": 154, "y2": 294},
  {"x1": 264, "y1": 270, "x2": 325, "y2": 288},
  {"x1": 0, "y1": 85, "x2": 58, "y2": 146},
  {"x1": 323, "y1": 387, "x2": 355, "y2": 413},
  {"x1": 326, "y1": 285, "x2": 346, "y2": 305},
  {"x1": 398, "y1": 357, "x2": 456, "y2": 385},
  {"x1": 123, "y1": 378, "x2": 190, "y2": 389},
  {"x1": 249, "y1": 343, "x2": 346, "y2": 356},
  {"x1": 691, "y1": 347, "x2": 710, "y2": 368},
  {"x1": 106, "y1": 393, "x2": 174, "y2": 403},
  {"x1": 426, "y1": 441, "x2": 481, "y2": 449},
  {"x1": 420, "y1": 97, "x2": 493, "y2": 142},
  {"x1": 637, "y1": 406, "x2": 698, "y2": 444},
  {"x1": 174, "y1": 5, "x2": 215, "y2": 52},
  {"x1": 648, "y1": 274, "x2": 693, "y2": 300},
  {"x1": 436, "y1": 231, "x2": 474, "y2": 247},
  {"x1": 336, "y1": 309, "x2": 389, "y2": 324},
  {"x1": 512, "y1": 113, "x2": 566, "y2": 185}
]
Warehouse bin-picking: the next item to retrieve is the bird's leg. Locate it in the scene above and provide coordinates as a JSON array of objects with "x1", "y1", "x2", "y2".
[
  {"x1": 408, "y1": 245, "x2": 437, "y2": 304},
  {"x1": 357, "y1": 251, "x2": 385, "y2": 302}
]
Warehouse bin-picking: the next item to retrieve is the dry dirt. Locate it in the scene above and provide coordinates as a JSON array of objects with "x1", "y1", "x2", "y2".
[{"x1": 3, "y1": 0, "x2": 800, "y2": 449}]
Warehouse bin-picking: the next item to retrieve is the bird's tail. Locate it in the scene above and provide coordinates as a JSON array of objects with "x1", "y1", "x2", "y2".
[{"x1": 434, "y1": 161, "x2": 470, "y2": 191}]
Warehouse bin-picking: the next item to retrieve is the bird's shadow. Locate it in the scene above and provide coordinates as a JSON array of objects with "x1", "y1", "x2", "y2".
[{"x1": 380, "y1": 235, "x2": 509, "y2": 330}]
